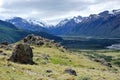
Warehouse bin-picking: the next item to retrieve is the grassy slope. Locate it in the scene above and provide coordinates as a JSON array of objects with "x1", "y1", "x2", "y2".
[
  {"x1": 0, "y1": 22, "x2": 27, "y2": 43},
  {"x1": 0, "y1": 43, "x2": 120, "y2": 80}
]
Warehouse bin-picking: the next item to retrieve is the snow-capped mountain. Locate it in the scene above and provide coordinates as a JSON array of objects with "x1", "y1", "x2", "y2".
[
  {"x1": 26, "y1": 18, "x2": 51, "y2": 27},
  {"x1": 27, "y1": 19, "x2": 45, "y2": 27},
  {"x1": 49, "y1": 9, "x2": 120, "y2": 38},
  {"x1": 56, "y1": 16, "x2": 83, "y2": 27},
  {"x1": 5, "y1": 9, "x2": 120, "y2": 38},
  {"x1": 108, "y1": 9, "x2": 120, "y2": 15},
  {"x1": 73, "y1": 16, "x2": 83, "y2": 23},
  {"x1": 6, "y1": 17, "x2": 47, "y2": 32},
  {"x1": 56, "y1": 19, "x2": 69, "y2": 26},
  {"x1": 0, "y1": 18, "x2": 61, "y2": 43}
]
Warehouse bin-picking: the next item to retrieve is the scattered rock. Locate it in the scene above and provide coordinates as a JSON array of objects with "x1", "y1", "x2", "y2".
[
  {"x1": 23, "y1": 38, "x2": 28, "y2": 43},
  {"x1": 103, "y1": 62, "x2": 112, "y2": 68},
  {"x1": 36, "y1": 41, "x2": 44, "y2": 46},
  {"x1": 1, "y1": 41, "x2": 9, "y2": 45},
  {"x1": 0, "y1": 45, "x2": 3, "y2": 48},
  {"x1": 0, "y1": 50, "x2": 3, "y2": 53},
  {"x1": 5, "y1": 47, "x2": 11, "y2": 50},
  {"x1": 37, "y1": 78, "x2": 43, "y2": 80},
  {"x1": 41, "y1": 61, "x2": 47, "y2": 65},
  {"x1": 0, "y1": 44, "x2": 13, "y2": 50},
  {"x1": 94, "y1": 58, "x2": 112, "y2": 67},
  {"x1": 42, "y1": 54, "x2": 50, "y2": 60},
  {"x1": 0, "y1": 50, "x2": 7, "y2": 56},
  {"x1": 1, "y1": 53, "x2": 7, "y2": 56},
  {"x1": 9, "y1": 43, "x2": 34, "y2": 64},
  {"x1": 46, "y1": 70, "x2": 52, "y2": 73},
  {"x1": 31, "y1": 47, "x2": 34, "y2": 49},
  {"x1": 64, "y1": 68, "x2": 77, "y2": 76},
  {"x1": 94, "y1": 58, "x2": 106, "y2": 63}
]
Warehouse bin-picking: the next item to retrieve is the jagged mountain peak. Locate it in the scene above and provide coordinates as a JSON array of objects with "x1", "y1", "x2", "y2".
[
  {"x1": 98, "y1": 9, "x2": 120, "y2": 16},
  {"x1": 56, "y1": 16, "x2": 83, "y2": 27},
  {"x1": 73, "y1": 16, "x2": 83, "y2": 23},
  {"x1": 112, "y1": 9, "x2": 120, "y2": 12},
  {"x1": 56, "y1": 9, "x2": 120, "y2": 27},
  {"x1": 99, "y1": 10, "x2": 109, "y2": 16},
  {"x1": 112, "y1": 9, "x2": 120, "y2": 15},
  {"x1": 56, "y1": 18, "x2": 70, "y2": 26},
  {"x1": 50, "y1": 9, "x2": 120, "y2": 38}
]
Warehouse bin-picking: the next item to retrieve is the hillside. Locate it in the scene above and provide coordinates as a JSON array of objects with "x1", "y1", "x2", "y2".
[
  {"x1": 0, "y1": 20, "x2": 28, "y2": 43},
  {"x1": 0, "y1": 35, "x2": 120, "y2": 80},
  {"x1": 0, "y1": 19, "x2": 62, "y2": 43},
  {"x1": 6, "y1": 17, "x2": 62, "y2": 42},
  {"x1": 49, "y1": 9, "x2": 120, "y2": 38}
]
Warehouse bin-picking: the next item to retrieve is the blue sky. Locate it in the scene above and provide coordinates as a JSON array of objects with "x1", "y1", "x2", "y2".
[{"x1": 0, "y1": 0, "x2": 120, "y2": 25}]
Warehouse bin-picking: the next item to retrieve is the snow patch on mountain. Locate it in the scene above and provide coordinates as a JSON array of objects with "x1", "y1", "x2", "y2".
[
  {"x1": 109, "y1": 9, "x2": 120, "y2": 14},
  {"x1": 57, "y1": 19, "x2": 69, "y2": 26},
  {"x1": 73, "y1": 16, "x2": 83, "y2": 23},
  {"x1": 27, "y1": 19, "x2": 45, "y2": 27},
  {"x1": 73, "y1": 17, "x2": 82, "y2": 23}
]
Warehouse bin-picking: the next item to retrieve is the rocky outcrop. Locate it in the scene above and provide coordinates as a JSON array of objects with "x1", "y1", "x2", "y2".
[
  {"x1": 9, "y1": 43, "x2": 34, "y2": 64},
  {"x1": 23, "y1": 34, "x2": 44, "y2": 46},
  {"x1": 22, "y1": 34, "x2": 63, "y2": 49}
]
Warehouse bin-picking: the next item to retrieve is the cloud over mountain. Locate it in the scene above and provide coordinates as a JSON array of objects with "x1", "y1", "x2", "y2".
[{"x1": 0, "y1": 0, "x2": 120, "y2": 24}]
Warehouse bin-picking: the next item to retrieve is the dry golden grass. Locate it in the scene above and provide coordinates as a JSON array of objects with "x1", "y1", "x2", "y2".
[{"x1": 0, "y1": 44, "x2": 120, "y2": 80}]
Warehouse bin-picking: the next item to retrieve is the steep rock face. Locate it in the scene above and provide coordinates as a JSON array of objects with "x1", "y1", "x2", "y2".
[
  {"x1": 10, "y1": 43, "x2": 34, "y2": 64},
  {"x1": 49, "y1": 9, "x2": 120, "y2": 38}
]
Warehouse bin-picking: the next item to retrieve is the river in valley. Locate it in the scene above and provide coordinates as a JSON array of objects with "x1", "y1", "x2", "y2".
[{"x1": 107, "y1": 44, "x2": 120, "y2": 50}]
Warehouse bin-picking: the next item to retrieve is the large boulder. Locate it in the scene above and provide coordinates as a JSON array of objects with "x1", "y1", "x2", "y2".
[{"x1": 9, "y1": 43, "x2": 34, "y2": 64}]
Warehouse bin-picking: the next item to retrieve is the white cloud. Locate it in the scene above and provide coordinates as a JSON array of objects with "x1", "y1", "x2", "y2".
[
  {"x1": 0, "y1": 0, "x2": 3, "y2": 6},
  {"x1": 0, "y1": 0, "x2": 120, "y2": 25},
  {"x1": 88, "y1": 0, "x2": 120, "y2": 14}
]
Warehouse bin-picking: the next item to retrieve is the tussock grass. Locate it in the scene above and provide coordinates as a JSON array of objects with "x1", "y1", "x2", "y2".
[{"x1": 0, "y1": 44, "x2": 120, "y2": 80}]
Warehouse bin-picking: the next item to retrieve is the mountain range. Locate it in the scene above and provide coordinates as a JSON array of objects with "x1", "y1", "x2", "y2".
[
  {"x1": 48, "y1": 9, "x2": 120, "y2": 38},
  {"x1": 0, "y1": 9, "x2": 120, "y2": 43},
  {"x1": 0, "y1": 18, "x2": 62, "y2": 43}
]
